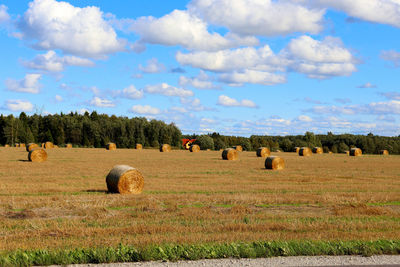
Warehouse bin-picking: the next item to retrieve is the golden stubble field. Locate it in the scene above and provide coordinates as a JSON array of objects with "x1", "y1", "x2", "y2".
[{"x1": 0, "y1": 147, "x2": 399, "y2": 251}]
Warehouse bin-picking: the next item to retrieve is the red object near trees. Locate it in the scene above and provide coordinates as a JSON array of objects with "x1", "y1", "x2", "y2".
[{"x1": 182, "y1": 139, "x2": 196, "y2": 149}]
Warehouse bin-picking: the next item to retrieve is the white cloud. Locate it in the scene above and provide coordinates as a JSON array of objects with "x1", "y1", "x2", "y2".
[
  {"x1": 5, "y1": 74, "x2": 42, "y2": 94},
  {"x1": 78, "y1": 108, "x2": 90, "y2": 115},
  {"x1": 188, "y1": 0, "x2": 325, "y2": 36},
  {"x1": 179, "y1": 70, "x2": 220, "y2": 90},
  {"x1": 297, "y1": 115, "x2": 313, "y2": 122},
  {"x1": 368, "y1": 100, "x2": 400, "y2": 114},
  {"x1": 130, "y1": 9, "x2": 258, "y2": 51},
  {"x1": 217, "y1": 95, "x2": 257, "y2": 108},
  {"x1": 380, "y1": 50, "x2": 400, "y2": 67},
  {"x1": 55, "y1": 95, "x2": 63, "y2": 102},
  {"x1": 357, "y1": 82, "x2": 377, "y2": 88},
  {"x1": 310, "y1": 100, "x2": 400, "y2": 115},
  {"x1": 138, "y1": 58, "x2": 166, "y2": 73},
  {"x1": 219, "y1": 69, "x2": 286, "y2": 86},
  {"x1": 0, "y1": 4, "x2": 10, "y2": 23},
  {"x1": 180, "y1": 97, "x2": 209, "y2": 111},
  {"x1": 130, "y1": 105, "x2": 161, "y2": 115},
  {"x1": 144, "y1": 83, "x2": 194, "y2": 97},
  {"x1": 89, "y1": 96, "x2": 115, "y2": 108},
  {"x1": 117, "y1": 85, "x2": 144, "y2": 99},
  {"x1": 381, "y1": 92, "x2": 400, "y2": 100},
  {"x1": 23, "y1": 50, "x2": 94, "y2": 72},
  {"x1": 17, "y1": 0, "x2": 126, "y2": 58},
  {"x1": 6, "y1": 99, "x2": 34, "y2": 112}
]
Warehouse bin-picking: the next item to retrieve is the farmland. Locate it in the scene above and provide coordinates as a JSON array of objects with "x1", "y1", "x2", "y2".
[{"x1": 0, "y1": 147, "x2": 399, "y2": 256}]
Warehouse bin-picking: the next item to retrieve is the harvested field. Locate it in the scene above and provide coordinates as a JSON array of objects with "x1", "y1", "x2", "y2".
[{"x1": 0, "y1": 148, "x2": 399, "y2": 252}]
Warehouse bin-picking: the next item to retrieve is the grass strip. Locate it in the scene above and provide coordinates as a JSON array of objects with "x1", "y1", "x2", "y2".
[{"x1": 0, "y1": 240, "x2": 399, "y2": 266}]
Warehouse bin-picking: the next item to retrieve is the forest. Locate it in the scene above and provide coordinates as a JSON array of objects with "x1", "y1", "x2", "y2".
[{"x1": 1, "y1": 112, "x2": 399, "y2": 154}]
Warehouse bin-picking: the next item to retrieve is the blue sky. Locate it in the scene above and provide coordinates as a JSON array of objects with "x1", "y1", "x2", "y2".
[{"x1": 0, "y1": 0, "x2": 400, "y2": 136}]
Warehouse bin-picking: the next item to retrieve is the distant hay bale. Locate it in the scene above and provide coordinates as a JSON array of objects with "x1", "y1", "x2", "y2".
[
  {"x1": 66, "y1": 143, "x2": 72, "y2": 148},
  {"x1": 294, "y1": 147, "x2": 300, "y2": 153},
  {"x1": 350, "y1": 148, "x2": 362, "y2": 156},
  {"x1": 20, "y1": 143, "x2": 26, "y2": 148},
  {"x1": 26, "y1": 143, "x2": 39, "y2": 152},
  {"x1": 328, "y1": 151, "x2": 333, "y2": 154},
  {"x1": 345, "y1": 151, "x2": 350, "y2": 155},
  {"x1": 299, "y1": 147, "x2": 312, "y2": 156},
  {"x1": 106, "y1": 143, "x2": 117, "y2": 150},
  {"x1": 189, "y1": 144, "x2": 200, "y2": 152},
  {"x1": 256, "y1": 147, "x2": 270, "y2": 158},
  {"x1": 380, "y1": 150, "x2": 389, "y2": 155},
  {"x1": 54, "y1": 145, "x2": 59, "y2": 148},
  {"x1": 160, "y1": 144, "x2": 171, "y2": 152},
  {"x1": 222, "y1": 148, "x2": 238, "y2": 160},
  {"x1": 233, "y1": 145, "x2": 243, "y2": 152},
  {"x1": 15, "y1": 143, "x2": 20, "y2": 147},
  {"x1": 136, "y1": 144, "x2": 143, "y2": 150},
  {"x1": 106, "y1": 165, "x2": 144, "y2": 194},
  {"x1": 265, "y1": 156, "x2": 285, "y2": 170},
  {"x1": 28, "y1": 148, "x2": 47, "y2": 162},
  {"x1": 312, "y1": 147, "x2": 323, "y2": 154},
  {"x1": 45, "y1": 142, "x2": 54, "y2": 149},
  {"x1": 206, "y1": 149, "x2": 211, "y2": 151},
  {"x1": 4, "y1": 144, "x2": 10, "y2": 148},
  {"x1": 41, "y1": 143, "x2": 45, "y2": 148}
]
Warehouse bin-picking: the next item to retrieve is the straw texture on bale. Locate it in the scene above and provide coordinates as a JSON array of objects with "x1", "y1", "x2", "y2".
[
  {"x1": 265, "y1": 156, "x2": 285, "y2": 170},
  {"x1": 136, "y1": 144, "x2": 143, "y2": 150},
  {"x1": 380, "y1": 150, "x2": 389, "y2": 155},
  {"x1": 106, "y1": 143, "x2": 117, "y2": 150},
  {"x1": 222, "y1": 148, "x2": 238, "y2": 160},
  {"x1": 160, "y1": 144, "x2": 171, "y2": 152},
  {"x1": 45, "y1": 142, "x2": 54, "y2": 149},
  {"x1": 26, "y1": 143, "x2": 39, "y2": 152},
  {"x1": 20, "y1": 143, "x2": 26, "y2": 148},
  {"x1": 66, "y1": 143, "x2": 72, "y2": 148},
  {"x1": 256, "y1": 147, "x2": 270, "y2": 158},
  {"x1": 189, "y1": 144, "x2": 200, "y2": 152},
  {"x1": 15, "y1": 143, "x2": 20, "y2": 147},
  {"x1": 312, "y1": 147, "x2": 323, "y2": 154},
  {"x1": 294, "y1": 147, "x2": 300, "y2": 153},
  {"x1": 299, "y1": 147, "x2": 312, "y2": 156},
  {"x1": 28, "y1": 148, "x2": 47, "y2": 162},
  {"x1": 4, "y1": 144, "x2": 10, "y2": 148},
  {"x1": 350, "y1": 148, "x2": 362, "y2": 156},
  {"x1": 233, "y1": 145, "x2": 243, "y2": 152},
  {"x1": 106, "y1": 165, "x2": 144, "y2": 194}
]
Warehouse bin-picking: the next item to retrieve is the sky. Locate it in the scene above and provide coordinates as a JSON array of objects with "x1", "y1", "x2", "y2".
[{"x1": 0, "y1": 0, "x2": 400, "y2": 136}]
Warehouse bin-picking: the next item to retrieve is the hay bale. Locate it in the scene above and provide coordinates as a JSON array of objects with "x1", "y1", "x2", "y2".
[
  {"x1": 20, "y1": 143, "x2": 26, "y2": 148},
  {"x1": 160, "y1": 144, "x2": 171, "y2": 152},
  {"x1": 233, "y1": 145, "x2": 243, "y2": 152},
  {"x1": 66, "y1": 143, "x2": 72, "y2": 148},
  {"x1": 26, "y1": 143, "x2": 39, "y2": 152},
  {"x1": 380, "y1": 150, "x2": 389, "y2": 155},
  {"x1": 206, "y1": 149, "x2": 211, "y2": 151},
  {"x1": 189, "y1": 144, "x2": 200, "y2": 152},
  {"x1": 45, "y1": 142, "x2": 54, "y2": 149},
  {"x1": 299, "y1": 147, "x2": 312, "y2": 156},
  {"x1": 294, "y1": 147, "x2": 300, "y2": 153},
  {"x1": 136, "y1": 144, "x2": 143, "y2": 150},
  {"x1": 15, "y1": 143, "x2": 20, "y2": 147},
  {"x1": 265, "y1": 156, "x2": 285, "y2": 170},
  {"x1": 4, "y1": 144, "x2": 10, "y2": 148},
  {"x1": 345, "y1": 150, "x2": 350, "y2": 155},
  {"x1": 54, "y1": 145, "x2": 59, "y2": 148},
  {"x1": 222, "y1": 148, "x2": 238, "y2": 160},
  {"x1": 350, "y1": 148, "x2": 362, "y2": 156},
  {"x1": 28, "y1": 148, "x2": 47, "y2": 162},
  {"x1": 312, "y1": 147, "x2": 323, "y2": 154},
  {"x1": 106, "y1": 165, "x2": 144, "y2": 194},
  {"x1": 256, "y1": 147, "x2": 270, "y2": 158},
  {"x1": 328, "y1": 151, "x2": 333, "y2": 154},
  {"x1": 106, "y1": 142, "x2": 117, "y2": 150}
]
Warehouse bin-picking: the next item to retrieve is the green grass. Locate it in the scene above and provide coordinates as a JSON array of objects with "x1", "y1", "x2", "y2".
[{"x1": 0, "y1": 240, "x2": 399, "y2": 266}]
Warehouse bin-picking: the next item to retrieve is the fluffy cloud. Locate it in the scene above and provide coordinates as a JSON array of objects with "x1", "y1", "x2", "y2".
[
  {"x1": 179, "y1": 70, "x2": 220, "y2": 90},
  {"x1": 219, "y1": 69, "x2": 286, "y2": 86},
  {"x1": 180, "y1": 97, "x2": 209, "y2": 111},
  {"x1": 23, "y1": 50, "x2": 94, "y2": 72},
  {"x1": 138, "y1": 58, "x2": 166, "y2": 73},
  {"x1": 5, "y1": 99, "x2": 34, "y2": 112},
  {"x1": 0, "y1": 4, "x2": 10, "y2": 23},
  {"x1": 116, "y1": 85, "x2": 144, "y2": 99},
  {"x1": 130, "y1": 9, "x2": 258, "y2": 51},
  {"x1": 17, "y1": 0, "x2": 126, "y2": 58},
  {"x1": 380, "y1": 50, "x2": 400, "y2": 67},
  {"x1": 310, "y1": 100, "x2": 400, "y2": 115},
  {"x1": 297, "y1": 115, "x2": 313, "y2": 122},
  {"x1": 217, "y1": 95, "x2": 257, "y2": 108},
  {"x1": 89, "y1": 97, "x2": 115, "y2": 108},
  {"x1": 188, "y1": 0, "x2": 325, "y2": 36},
  {"x1": 357, "y1": 82, "x2": 377, "y2": 88},
  {"x1": 5, "y1": 74, "x2": 42, "y2": 94},
  {"x1": 130, "y1": 105, "x2": 161, "y2": 115},
  {"x1": 55, "y1": 95, "x2": 63, "y2": 102},
  {"x1": 144, "y1": 83, "x2": 194, "y2": 97},
  {"x1": 381, "y1": 92, "x2": 400, "y2": 100}
]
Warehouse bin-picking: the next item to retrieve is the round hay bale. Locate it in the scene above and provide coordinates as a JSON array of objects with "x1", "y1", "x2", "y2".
[
  {"x1": 15, "y1": 143, "x2": 20, "y2": 147},
  {"x1": 206, "y1": 149, "x2": 211, "y2": 151},
  {"x1": 312, "y1": 147, "x2": 323, "y2": 154},
  {"x1": 294, "y1": 147, "x2": 300, "y2": 153},
  {"x1": 256, "y1": 147, "x2": 270, "y2": 158},
  {"x1": 66, "y1": 143, "x2": 72, "y2": 148},
  {"x1": 265, "y1": 156, "x2": 285, "y2": 170},
  {"x1": 328, "y1": 151, "x2": 333, "y2": 154},
  {"x1": 350, "y1": 148, "x2": 362, "y2": 156},
  {"x1": 20, "y1": 143, "x2": 26, "y2": 148},
  {"x1": 160, "y1": 144, "x2": 171, "y2": 152},
  {"x1": 380, "y1": 150, "x2": 389, "y2": 155},
  {"x1": 54, "y1": 145, "x2": 59, "y2": 148},
  {"x1": 222, "y1": 148, "x2": 238, "y2": 160},
  {"x1": 45, "y1": 142, "x2": 54, "y2": 149},
  {"x1": 26, "y1": 143, "x2": 39, "y2": 152},
  {"x1": 28, "y1": 148, "x2": 47, "y2": 162},
  {"x1": 189, "y1": 144, "x2": 200, "y2": 152},
  {"x1": 106, "y1": 165, "x2": 144, "y2": 194},
  {"x1": 345, "y1": 150, "x2": 350, "y2": 155},
  {"x1": 4, "y1": 144, "x2": 10, "y2": 148},
  {"x1": 106, "y1": 142, "x2": 117, "y2": 150},
  {"x1": 299, "y1": 147, "x2": 312, "y2": 156},
  {"x1": 136, "y1": 144, "x2": 143, "y2": 150},
  {"x1": 233, "y1": 145, "x2": 243, "y2": 152}
]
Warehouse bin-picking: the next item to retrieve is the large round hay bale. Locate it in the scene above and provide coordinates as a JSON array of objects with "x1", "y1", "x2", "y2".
[
  {"x1": 233, "y1": 145, "x2": 243, "y2": 152},
  {"x1": 136, "y1": 144, "x2": 143, "y2": 150},
  {"x1": 66, "y1": 143, "x2": 72, "y2": 148},
  {"x1": 299, "y1": 147, "x2": 312, "y2": 156},
  {"x1": 28, "y1": 148, "x2": 47, "y2": 162},
  {"x1": 106, "y1": 142, "x2": 117, "y2": 150},
  {"x1": 189, "y1": 144, "x2": 200, "y2": 152},
  {"x1": 26, "y1": 143, "x2": 39, "y2": 152},
  {"x1": 312, "y1": 147, "x2": 323, "y2": 154},
  {"x1": 265, "y1": 156, "x2": 285, "y2": 170},
  {"x1": 222, "y1": 148, "x2": 238, "y2": 160},
  {"x1": 20, "y1": 143, "x2": 26, "y2": 148},
  {"x1": 350, "y1": 148, "x2": 362, "y2": 156},
  {"x1": 380, "y1": 150, "x2": 389, "y2": 155},
  {"x1": 160, "y1": 144, "x2": 171, "y2": 152},
  {"x1": 106, "y1": 165, "x2": 144, "y2": 194},
  {"x1": 294, "y1": 147, "x2": 300, "y2": 153},
  {"x1": 45, "y1": 142, "x2": 54, "y2": 149},
  {"x1": 256, "y1": 147, "x2": 270, "y2": 157}
]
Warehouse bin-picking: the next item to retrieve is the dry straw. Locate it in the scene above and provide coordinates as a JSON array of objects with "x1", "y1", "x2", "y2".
[
  {"x1": 28, "y1": 148, "x2": 47, "y2": 162},
  {"x1": 294, "y1": 147, "x2": 300, "y2": 153},
  {"x1": 45, "y1": 142, "x2": 54, "y2": 149},
  {"x1": 265, "y1": 156, "x2": 285, "y2": 170},
  {"x1": 20, "y1": 143, "x2": 26, "y2": 148},
  {"x1": 4, "y1": 144, "x2": 10, "y2": 148},
  {"x1": 15, "y1": 143, "x2": 20, "y2": 148},
  {"x1": 312, "y1": 147, "x2": 323, "y2": 154},
  {"x1": 66, "y1": 143, "x2": 72, "y2": 148},
  {"x1": 41, "y1": 143, "x2": 45, "y2": 148},
  {"x1": 26, "y1": 143, "x2": 39, "y2": 152},
  {"x1": 160, "y1": 144, "x2": 171, "y2": 152},
  {"x1": 380, "y1": 150, "x2": 389, "y2": 155},
  {"x1": 136, "y1": 144, "x2": 143, "y2": 150},
  {"x1": 106, "y1": 165, "x2": 144, "y2": 194},
  {"x1": 256, "y1": 147, "x2": 270, "y2": 158},
  {"x1": 222, "y1": 148, "x2": 238, "y2": 160},
  {"x1": 350, "y1": 148, "x2": 362, "y2": 156},
  {"x1": 106, "y1": 142, "x2": 117, "y2": 150},
  {"x1": 233, "y1": 145, "x2": 243, "y2": 152},
  {"x1": 299, "y1": 147, "x2": 312, "y2": 156},
  {"x1": 189, "y1": 144, "x2": 200, "y2": 152}
]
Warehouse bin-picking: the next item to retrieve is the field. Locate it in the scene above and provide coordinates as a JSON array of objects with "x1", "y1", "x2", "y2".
[{"x1": 0, "y1": 147, "x2": 399, "y2": 257}]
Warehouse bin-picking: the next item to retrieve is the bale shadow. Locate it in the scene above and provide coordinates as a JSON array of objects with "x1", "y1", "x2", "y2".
[
  {"x1": 18, "y1": 159, "x2": 30, "y2": 162},
  {"x1": 84, "y1": 189, "x2": 109, "y2": 194}
]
